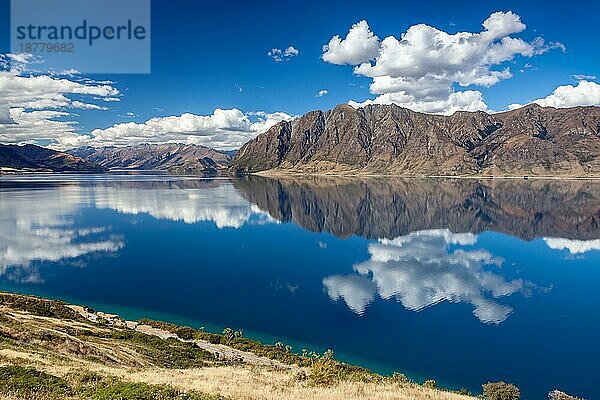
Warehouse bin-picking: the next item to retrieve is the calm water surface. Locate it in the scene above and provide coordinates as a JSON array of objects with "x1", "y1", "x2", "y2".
[{"x1": 1, "y1": 173, "x2": 599, "y2": 399}]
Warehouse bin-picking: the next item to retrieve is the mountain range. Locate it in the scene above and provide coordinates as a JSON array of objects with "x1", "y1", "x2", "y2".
[
  {"x1": 0, "y1": 144, "x2": 105, "y2": 173},
  {"x1": 2, "y1": 104, "x2": 600, "y2": 176},
  {"x1": 67, "y1": 143, "x2": 233, "y2": 173},
  {"x1": 230, "y1": 104, "x2": 600, "y2": 177},
  {"x1": 0, "y1": 143, "x2": 233, "y2": 173}
]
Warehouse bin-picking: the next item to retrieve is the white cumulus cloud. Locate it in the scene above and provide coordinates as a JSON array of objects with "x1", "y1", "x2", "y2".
[
  {"x1": 509, "y1": 80, "x2": 600, "y2": 109},
  {"x1": 323, "y1": 12, "x2": 565, "y2": 115},
  {"x1": 85, "y1": 109, "x2": 295, "y2": 150},
  {"x1": 322, "y1": 20, "x2": 381, "y2": 65},
  {"x1": 0, "y1": 53, "x2": 119, "y2": 147},
  {"x1": 316, "y1": 89, "x2": 328, "y2": 97}
]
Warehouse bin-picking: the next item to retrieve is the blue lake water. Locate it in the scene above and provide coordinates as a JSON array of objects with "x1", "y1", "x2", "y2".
[{"x1": 1, "y1": 173, "x2": 599, "y2": 399}]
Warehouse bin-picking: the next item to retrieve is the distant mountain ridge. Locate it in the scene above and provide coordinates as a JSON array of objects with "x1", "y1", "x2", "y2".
[
  {"x1": 230, "y1": 104, "x2": 600, "y2": 177},
  {"x1": 68, "y1": 143, "x2": 233, "y2": 173},
  {"x1": 0, "y1": 144, "x2": 105, "y2": 172}
]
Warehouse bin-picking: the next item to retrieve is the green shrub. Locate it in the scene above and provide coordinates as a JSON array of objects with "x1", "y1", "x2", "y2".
[
  {"x1": 322, "y1": 349, "x2": 334, "y2": 361},
  {"x1": 388, "y1": 372, "x2": 409, "y2": 384},
  {"x1": 137, "y1": 319, "x2": 214, "y2": 343},
  {"x1": 223, "y1": 337, "x2": 306, "y2": 365},
  {"x1": 0, "y1": 365, "x2": 223, "y2": 400},
  {"x1": 482, "y1": 381, "x2": 521, "y2": 400},
  {"x1": 92, "y1": 382, "x2": 185, "y2": 400},
  {"x1": 107, "y1": 330, "x2": 215, "y2": 368},
  {"x1": 222, "y1": 328, "x2": 235, "y2": 340},
  {"x1": 81, "y1": 375, "x2": 224, "y2": 400},
  {"x1": 0, "y1": 292, "x2": 81, "y2": 320},
  {"x1": 71, "y1": 371, "x2": 105, "y2": 384},
  {"x1": 199, "y1": 332, "x2": 222, "y2": 344},
  {"x1": 309, "y1": 360, "x2": 341, "y2": 386},
  {"x1": 0, "y1": 365, "x2": 71, "y2": 398},
  {"x1": 423, "y1": 379, "x2": 436, "y2": 389},
  {"x1": 174, "y1": 326, "x2": 196, "y2": 341},
  {"x1": 308, "y1": 359, "x2": 379, "y2": 386}
]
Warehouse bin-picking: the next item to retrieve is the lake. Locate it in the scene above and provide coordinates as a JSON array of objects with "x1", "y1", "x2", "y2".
[{"x1": 1, "y1": 173, "x2": 599, "y2": 399}]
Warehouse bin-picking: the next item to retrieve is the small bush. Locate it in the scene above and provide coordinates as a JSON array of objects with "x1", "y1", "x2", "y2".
[
  {"x1": 483, "y1": 381, "x2": 521, "y2": 400},
  {"x1": 308, "y1": 359, "x2": 379, "y2": 386},
  {"x1": 200, "y1": 332, "x2": 222, "y2": 344},
  {"x1": 423, "y1": 379, "x2": 436, "y2": 389},
  {"x1": 72, "y1": 371, "x2": 104, "y2": 384},
  {"x1": 309, "y1": 360, "x2": 341, "y2": 386},
  {"x1": 322, "y1": 348, "x2": 334, "y2": 361},
  {"x1": 222, "y1": 328, "x2": 235, "y2": 340},
  {"x1": 388, "y1": 372, "x2": 409, "y2": 384},
  {"x1": 548, "y1": 390, "x2": 584, "y2": 400},
  {"x1": 174, "y1": 326, "x2": 196, "y2": 340}
]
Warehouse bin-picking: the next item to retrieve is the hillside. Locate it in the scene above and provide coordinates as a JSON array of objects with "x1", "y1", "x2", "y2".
[
  {"x1": 0, "y1": 291, "x2": 480, "y2": 400},
  {"x1": 230, "y1": 104, "x2": 600, "y2": 177},
  {"x1": 0, "y1": 144, "x2": 105, "y2": 173}
]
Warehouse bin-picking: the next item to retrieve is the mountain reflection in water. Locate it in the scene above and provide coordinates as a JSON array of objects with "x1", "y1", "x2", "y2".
[{"x1": 233, "y1": 176, "x2": 600, "y2": 241}]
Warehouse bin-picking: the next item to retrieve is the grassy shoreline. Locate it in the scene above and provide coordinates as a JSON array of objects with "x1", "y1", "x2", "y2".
[{"x1": 0, "y1": 291, "x2": 582, "y2": 400}]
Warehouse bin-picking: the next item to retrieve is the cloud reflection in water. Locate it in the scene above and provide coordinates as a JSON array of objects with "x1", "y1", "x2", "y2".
[
  {"x1": 543, "y1": 237, "x2": 600, "y2": 254},
  {"x1": 0, "y1": 186, "x2": 123, "y2": 282},
  {"x1": 323, "y1": 229, "x2": 534, "y2": 324},
  {"x1": 0, "y1": 178, "x2": 276, "y2": 282}
]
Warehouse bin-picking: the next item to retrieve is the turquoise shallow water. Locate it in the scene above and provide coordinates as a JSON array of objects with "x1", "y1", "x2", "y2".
[{"x1": 1, "y1": 174, "x2": 599, "y2": 399}]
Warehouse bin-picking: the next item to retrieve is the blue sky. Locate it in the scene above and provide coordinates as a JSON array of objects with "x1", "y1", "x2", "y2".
[{"x1": 0, "y1": 0, "x2": 599, "y2": 149}]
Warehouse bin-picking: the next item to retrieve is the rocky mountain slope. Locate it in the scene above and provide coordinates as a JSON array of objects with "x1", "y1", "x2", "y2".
[
  {"x1": 234, "y1": 176, "x2": 600, "y2": 240},
  {"x1": 230, "y1": 104, "x2": 600, "y2": 177},
  {"x1": 68, "y1": 143, "x2": 232, "y2": 173},
  {"x1": 0, "y1": 144, "x2": 105, "y2": 172}
]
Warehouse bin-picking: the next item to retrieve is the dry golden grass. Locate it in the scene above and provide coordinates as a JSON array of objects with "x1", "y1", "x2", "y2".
[{"x1": 123, "y1": 366, "x2": 475, "y2": 400}]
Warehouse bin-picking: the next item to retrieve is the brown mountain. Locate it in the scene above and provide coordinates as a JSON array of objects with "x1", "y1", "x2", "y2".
[
  {"x1": 0, "y1": 144, "x2": 105, "y2": 172},
  {"x1": 230, "y1": 104, "x2": 600, "y2": 177},
  {"x1": 68, "y1": 143, "x2": 232, "y2": 173},
  {"x1": 234, "y1": 175, "x2": 600, "y2": 241}
]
